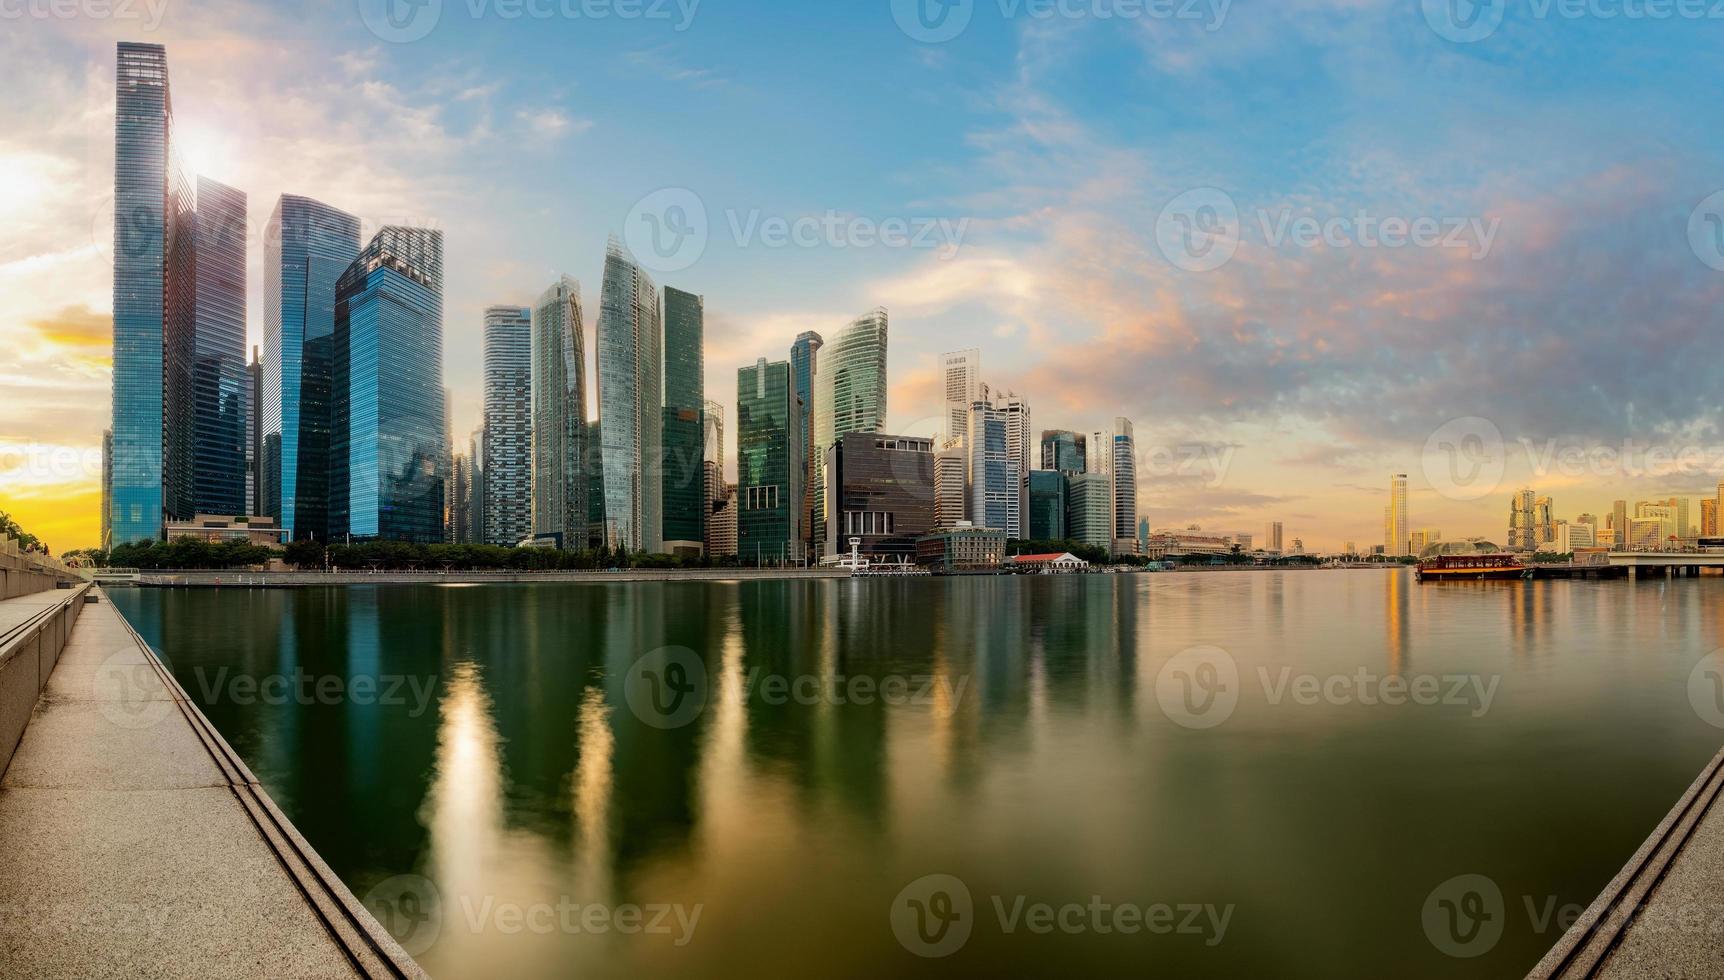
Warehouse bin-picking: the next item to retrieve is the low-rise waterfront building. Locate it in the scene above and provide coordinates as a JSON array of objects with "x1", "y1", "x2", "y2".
[
  {"x1": 164, "y1": 514, "x2": 286, "y2": 546},
  {"x1": 916, "y1": 523, "x2": 1006, "y2": 572}
]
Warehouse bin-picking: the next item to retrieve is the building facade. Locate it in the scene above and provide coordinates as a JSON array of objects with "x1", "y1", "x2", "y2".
[
  {"x1": 967, "y1": 400, "x2": 1010, "y2": 533},
  {"x1": 329, "y1": 226, "x2": 447, "y2": 544},
  {"x1": 791, "y1": 331, "x2": 823, "y2": 554},
  {"x1": 1067, "y1": 472, "x2": 1113, "y2": 552},
  {"x1": 941, "y1": 349, "x2": 982, "y2": 447},
  {"x1": 1000, "y1": 395, "x2": 1033, "y2": 539},
  {"x1": 1110, "y1": 417, "x2": 1136, "y2": 549},
  {"x1": 737, "y1": 358, "x2": 803, "y2": 564},
  {"x1": 822, "y1": 433, "x2": 936, "y2": 560},
  {"x1": 263, "y1": 194, "x2": 361, "y2": 541},
  {"x1": 811, "y1": 309, "x2": 888, "y2": 551},
  {"x1": 531, "y1": 276, "x2": 587, "y2": 549},
  {"x1": 1040, "y1": 430, "x2": 1086, "y2": 475},
  {"x1": 916, "y1": 525, "x2": 1007, "y2": 572},
  {"x1": 661, "y1": 286, "x2": 705, "y2": 555},
  {"x1": 1028, "y1": 469, "x2": 1067, "y2": 542},
  {"x1": 482, "y1": 305, "x2": 533, "y2": 547},
  {"x1": 596, "y1": 239, "x2": 663, "y2": 552}
]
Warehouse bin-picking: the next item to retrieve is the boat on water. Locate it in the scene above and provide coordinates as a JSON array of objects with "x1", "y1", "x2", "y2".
[{"x1": 1414, "y1": 539, "x2": 1529, "y2": 582}]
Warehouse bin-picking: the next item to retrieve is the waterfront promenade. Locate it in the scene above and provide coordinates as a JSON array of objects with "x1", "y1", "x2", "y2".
[{"x1": 0, "y1": 587, "x2": 424, "y2": 978}]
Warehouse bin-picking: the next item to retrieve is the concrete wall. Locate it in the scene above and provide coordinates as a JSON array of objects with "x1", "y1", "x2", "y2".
[
  {"x1": 0, "y1": 537, "x2": 79, "y2": 600},
  {"x1": 0, "y1": 586, "x2": 90, "y2": 779}
]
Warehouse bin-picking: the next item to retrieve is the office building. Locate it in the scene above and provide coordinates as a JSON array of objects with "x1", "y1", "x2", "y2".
[
  {"x1": 1266, "y1": 521, "x2": 1284, "y2": 553},
  {"x1": 738, "y1": 358, "x2": 803, "y2": 564},
  {"x1": 1385, "y1": 473, "x2": 1409, "y2": 557},
  {"x1": 999, "y1": 395, "x2": 1033, "y2": 538},
  {"x1": 248, "y1": 348, "x2": 262, "y2": 516},
  {"x1": 1028, "y1": 469, "x2": 1067, "y2": 541},
  {"x1": 941, "y1": 349, "x2": 982, "y2": 446},
  {"x1": 811, "y1": 309, "x2": 888, "y2": 551},
  {"x1": 1702, "y1": 498, "x2": 1718, "y2": 538},
  {"x1": 1067, "y1": 472, "x2": 1113, "y2": 552},
  {"x1": 703, "y1": 400, "x2": 731, "y2": 557},
  {"x1": 661, "y1": 286, "x2": 705, "y2": 556},
  {"x1": 481, "y1": 305, "x2": 533, "y2": 547},
  {"x1": 709, "y1": 484, "x2": 739, "y2": 559},
  {"x1": 596, "y1": 239, "x2": 663, "y2": 552},
  {"x1": 468, "y1": 428, "x2": 486, "y2": 546},
  {"x1": 1041, "y1": 430, "x2": 1086, "y2": 475},
  {"x1": 263, "y1": 194, "x2": 362, "y2": 541},
  {"x1": 823, "y1": 433, "x2": 936, "y2": 560},
  {"x1": 450, "y1": 453, "x2": 474, "y2": 544},
  {"x1": 791, "y1": 331, "x2": 823, "y2": 552},
  {"x1": 967, "y1": 400, "x2": 1010, "y2": 532},
  {"x1": 329, "y1": 226, "x2": 447, "y2": 544},
  {"x1": 1111, "y1": 418, "x2": 1137, "y2": 547},
  {"x1": 1509, "y1": 489, "x2": 1538, "y2": 552},
  {"x1": 531, "y1": 276, "x2": 588, "y2": 549},
  {"x1": 934, "y1": 441, "x2": 967, "y2": 529}
]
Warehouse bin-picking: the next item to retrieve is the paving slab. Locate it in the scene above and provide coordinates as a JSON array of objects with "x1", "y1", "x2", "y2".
[
  {"x1": 0, "y1": 699, "x2": 223, "y2": 791},
  {"x1": 1595, "y1": 787, "x2": 1724, "y2": 978}
]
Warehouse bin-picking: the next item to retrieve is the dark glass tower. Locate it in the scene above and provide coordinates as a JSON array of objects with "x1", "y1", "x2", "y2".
[
  {"x1": 532, "y1": 277, "x2": 588, "y2": 550},
  {"x1": 330, "y1": 226, "x2": 447, "y2": 543},
  {"x1": 737, "y1": 358, "x2": 802, "y2": 564},
  {"x1": 596, "y1": 239, "x2": 662, "y2": 552},
  {"x1": 661, "y1": 286, "x2": 705, "y2": 553},
  {"x1": 110, "y1": 42, "x2": 172, "y2": 544},
  {"x1": 790, "y1": 330, "x2": 822, "y2": 553},
  {"x1": 264, "y1": 195, "x2": 361, "y2": 541}
]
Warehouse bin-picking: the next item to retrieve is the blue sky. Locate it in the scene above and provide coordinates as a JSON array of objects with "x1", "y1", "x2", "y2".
[{"x1": 4, "y1": 0, "x2": 1724, "y2": 552}]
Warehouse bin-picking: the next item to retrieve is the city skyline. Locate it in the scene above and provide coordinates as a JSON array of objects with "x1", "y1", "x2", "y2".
[{"x1": 7, "y1": 11, "x2": 1724, "y2": 554}]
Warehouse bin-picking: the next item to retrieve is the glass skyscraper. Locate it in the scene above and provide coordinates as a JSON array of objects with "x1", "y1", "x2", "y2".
[
  {"x1": 111, "y1": 42, "x2": 173, "y2": 544},
  {"x1": 737, "y1": 358, "x2": 802, "y2": 564},
  {"x1": 165, "y1": 176, "x2": 248, "y2": 519},
  {"x1": 481, "y1": 304, "x2": 533, "y2": 547},
  {"x1": 532, "y1": 277, "x2": 587, "y2": 550},
  {"x1": 1028, "y1": 469, "x2": 1068, "y2": 541},
  {"x1": 811, "y1": 308, "x2": 888, "y2": 552},
  {"x1": 661, "y1": 286, "x2": 705, "y2": 554},
  {"x1": 329, "y1": 226, "x2": 447, "y2": 544},
  {"x1": 1111, "y1": 417, "x2": 1138, "y2": 549},
  {"x1": 790, "y1": 330, "x2": 822, "y2": 551},
  {"x1": 596, "y1": 239, "x2": 663, "y2": 552},
  {"x1": 967, "y1": 401, "x2": 1009, "y2": 533},
  {"x1": 1040, "y1": 430, "x2": 1086, "y2": 475},
  {"x1": 263, "y1": 195, "x2": 361, "y2": 541}
]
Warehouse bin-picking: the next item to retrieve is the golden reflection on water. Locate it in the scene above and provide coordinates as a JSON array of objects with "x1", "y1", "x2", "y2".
[{"x1": 571, "y1": 686, "x2": 614, "y2": 899}]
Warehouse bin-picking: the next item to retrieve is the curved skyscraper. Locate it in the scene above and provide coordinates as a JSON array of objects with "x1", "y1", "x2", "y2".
[
  {"x1": 661, "y1": 286, "x2": 705, "y2": 555},
  {"x1": 810, "y1": 308, "x2": 887, "y2": 552},
  {"x1": 263, "y1": 194, "x2": 361, "y2": 541},
  {"x1": 596, "y1": 239, "x2": 663, "y2": 552},
  {"x1": 532, "y1": 277, "x2": 587, "y2": 549}
]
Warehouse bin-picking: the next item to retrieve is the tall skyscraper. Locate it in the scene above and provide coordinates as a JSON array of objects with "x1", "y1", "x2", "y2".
[
  {"x1": 597, "y1": 239, "x2": 663, "y2": 552},
  {"x1": 967, "y1": 400, "x2": 1010, "y2": 533},
  {"x1": 1040, "y1": 430, "x2": 1086, "y2": 474},
  {"x1": 329, "y1": 226, "x2": 447, "y2": 544},
  {"x1": 449, "y1": 453, "x2": 473, "y2": 544},
  {"x1": 934, "y1": 441, "x2": 967, "y2": 530},
  {"x1": 110, "y1": 42, "x2": 174, "y2": 544},
  {"x1": 661, "y1": 286, "x2": 705, "y2": 555},
  {"x1": 248, "y1": 347, "x2": 262, "y2": 516},
  {"x1": 1613, "y1": 500, "x2": 1629, "y2": 552},
  {"x1": 531, "y1": 277, "x2": 587, "y2": 550},
  {"x1": 482, "y1": 305, "x2": 533, "y2": 547},
  {"x1": 1111, "y1": 417, "x2": 1137, "y2": 548},
  {"x1": 165, "y1": 176, "x2": 248, "y2": 520},
  {"x1": 1067, "y1": 472, "x2": 1113, "y2": 552},
  {"x1": 468, "y1": 427, "x2": 486, "y2": 546},
  {"x1": 790, "y1": 331, "x2": 823, "y2": 553},
  {"x1": 738, "y1": 358, "x2": 802, "y2": 564},
  {"x1": 1028, "y1": 469, "x2": 1068, "y2": 541},
  {"x1": 812, "y1": 309, "x2": 888, "y2": 551},
  {"x1": 999, "y1": 395, "x2": 1032, "y2": 539},
  {"x1": 100, "y1": 429, "x2": 113, "y2": 551},
  {"x1": 1266, "y1": 521, "x2": 1285, "y2": 553},
  {"x1": 941, "y1": 349, "x2": 982, "y2": 446},
  {"x1": 263, "y1": 194, "x2": 361, "y2": 541},
  {"x1": 1385, "y1": 473, "x2": 1409, "y2": 557},
  {"x1": 703, "y1": 399, "x2": 729, "y2": 557}
]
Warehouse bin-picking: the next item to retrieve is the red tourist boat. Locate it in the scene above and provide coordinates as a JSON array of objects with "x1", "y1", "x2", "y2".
[{"x1": 1415, "y1": 542, "x2": 1529, "y2": 582}]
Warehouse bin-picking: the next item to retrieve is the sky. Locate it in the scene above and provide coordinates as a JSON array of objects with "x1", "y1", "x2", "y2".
[{"x1": 3, "y1": 0, "x2": 1724, "y2": 554}]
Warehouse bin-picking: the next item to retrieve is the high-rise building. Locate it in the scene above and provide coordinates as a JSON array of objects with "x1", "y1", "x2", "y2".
[
  {"x1": 1088, "y1": 428, "x2": 1113, "y2": 476},
  {"x1": 329, "y1": 226, "x2": 447, "y2": 544},
  {"x1": 111, "y1": 42, "x2": 175, "y2": 544},
  {"x1": 450, "y1": 453, "x2": 473, "y2": 544},
  {"x1": 531, "y1": 277, "x2": 587, "y2": 550},
  {"x1": 165, "y1": 175, "x2": 249, "y2": 521},
  {"x1": 999, "y1": 395, "x2": 1033, "y2": 539},
  {"x1": 823, "y1": 433, "x2": 936, "y2": 560},
  {"x1": 811, "y1": 309, "x2": 888, "y2": 552},
  {"x1": 791, "y1": 331, "x2": 823, "y2": 552},
  {"x1": 941, "y1": 349, "x2": 982, "y2": 446},
  {"x1": 1509, "y1": 489, "x2": 1538, "y2": 552},
  {"x1": 468, "y1": 428, "x2": 486, "y2": 546},
  {"x1": 263, "y1": 195, "x2": 361, "y2": 541},
  {"x1": 738, "y1": 358, "x2": 803, "y2": 564},
  {"x1": 661, "y1": 286, "x2": 705, "y2": 556},
  {"x1": 1028, "y1": 469, "x2": 1067, "y2": 541},
  {"x1": 1613, "y1": 500, "x2": 1629, "y2": 552},
  {"x1": 709, "y1": 484, "x2": 739, "y2": 559},
  {"x1": 248, "y1": 347, "x2": 262, "y2": 516},
  {"x1": 967, "y1": 400, "x2": 1009, "y2": 532},
  {"x1": 1409, "y1": 528, "x2": 1441, "y2": 555},
  {"x1": 1040, "y1": 430, "x2": 1086, "y2": 475},
  {"x1": 1703, "y1": 499, "x2": 1719, "y2": 538},
  {"x1": 934, "y1": 441, "x2": 967, "y2": 530},
  {"x1": 1635, "y1": 501, "x2": 1678, "y2": 550},
  {"x1": 1385, "y1": 473, "x2": 1409, "y2": 556},
  {"x1": 1111, "y1": 418, "x2": 1137, "y2": 546},
  {"x1": 1067, "y1": 472, "x2": 1113, "y2": 552},
  {"x1": 1266, "y1": 521, "x2": 1284, "y2": 553},
  {"x1": 702, "y1": 400, "x2": 729, "y2": 557},
  {"x1": 1670, "y1": 496, "x2": 1693, "y2": 539},
  {"x1": 596, "y1": 239, "x2": 663, "y2": 552},
  {"x1": 481, "y1": 305, "x2": 533, "y2": 547}
]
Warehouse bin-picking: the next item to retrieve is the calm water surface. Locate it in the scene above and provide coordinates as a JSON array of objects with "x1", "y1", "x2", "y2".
[{"x1": 110, "y1": 572, "x2": 1724, "y2": 979}]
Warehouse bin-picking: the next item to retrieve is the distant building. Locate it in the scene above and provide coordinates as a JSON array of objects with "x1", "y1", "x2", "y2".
[
  {"x1": 1385, "y1": 473, "x2": 1409, "y2": 557},
  {"x1": 531, "y1": 276, "x2": 588, "y2": 550},
  {"x1": 661, "y1": 286, "x2": 705, "y2": 557},
  {"x1": 999, "y1": 395, "x2": 1033, "y2": 539},
  {"x1": 482, "y1": 304, "x2": 533, "y2": 547},
  {"x1": 1628, "y1": 517, "x2": 1666, "y2": 551},
  {"x1": 703, "y1": 400, "x2": 729, "y2": 558},
  {"x1": 1111, "y1": 419, "x2": 1137, "y2": 546},
  {"x1": 941, "y1": 349, "x2": 982, "y2": 448},
  {"x1": 1027, "y1": 470, "x2": 1067, "y2": 541},
  {"x1": 450, "y1": 453, "x2": 473, "y2": 544},
  {"x1": 967, "y1": 400, "x2": 1011, "y2": 534},
  {"x1": 933, "y1": 441, "x2": 967, "y2": 529},
  {"x1": 738, "y1": 358, "x2": 803, "y2": 564},
  {"x1": 247, "y1": 347, "x2": 262, "y2": 517},
  {"x1": 329, "y1": 226, "x2": 447, "y2": 544},
  {"x1": 822, "y1": 433, "x2": 936, "y2": 560},
  {"x1": 790, "y1": 331, "x2": 823, "y2": 554},
  {"x1": 101, "y1": 428, "x2": 113, "y2": 552},
  {"x1": 709, "y1": 484, "x2": 739, "y2": 558},
  {"x1": 1040, "y1": 430, "x2": 1086, "y2": 475},
  {"x1": 1509, "y1": 489, "x2": 1538, "y2": 552},
  {"x1": 1703, "y1": 499, "x2": 1719, "y2": 538},
  {"x1": 916, "y1": 523, "x2": 1006, "y2": 572},
  {"x1": 811, "y1": 309, "x2": 888, "y2": 553},
  {"x1": 596, "y1": 239, "x2": 663, "y2": 552},
  {"x1": 1067, "y1": 472, "x2": 1113, "y2": 552},
  {"x1": 467, "y1": 428, "x2": 485, "y2": 545},
  {"x1": 1265, "y1": 521, "x2": 1284, "y2": 553},
  {"x1": 1009, "y1": 552, "x2": 1087, "y2": 574},
  {"x1": 1409, "y1": 528, "x2": 1441, "y2": 555}
]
